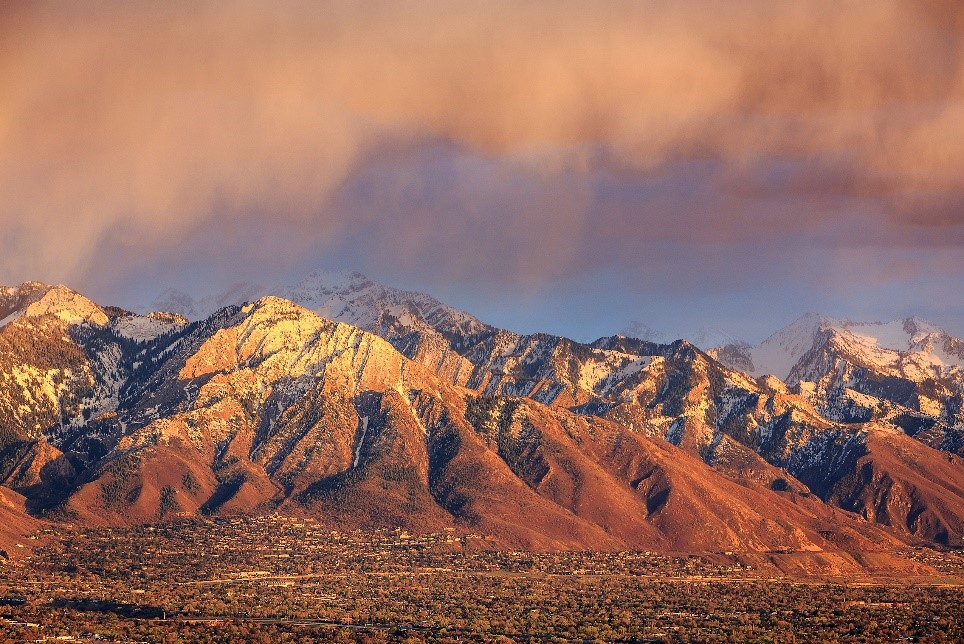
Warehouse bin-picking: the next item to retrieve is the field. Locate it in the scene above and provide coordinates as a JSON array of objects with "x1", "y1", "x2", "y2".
[{"x1": 1, "y1": 516, "x2": 962, "y2": 642}]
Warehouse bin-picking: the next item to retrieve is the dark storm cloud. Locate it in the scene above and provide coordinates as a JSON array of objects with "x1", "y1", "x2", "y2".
[{"x1": 1, "y1": 0, "x2": 963, "y2": 336}]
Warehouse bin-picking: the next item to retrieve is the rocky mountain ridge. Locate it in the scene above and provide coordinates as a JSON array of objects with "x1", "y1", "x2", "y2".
[
  {"x1": 710, "y1": 313, "x2": 964, "y2": 456},
  {"x1": 0, "y1": 276, "x2": 961, "y2": 563}
]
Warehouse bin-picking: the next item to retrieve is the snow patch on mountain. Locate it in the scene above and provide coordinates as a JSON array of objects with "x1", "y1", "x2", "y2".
[
  {"x1": 617, "y1": 319, "x2": 746, "y2": 352},
  {"x1": 278, "y1": 271, "x2": 488, "y2": 339},
  {"x1": 743, "y1": 313, "x2": 831, "y2": 379},
  {"x1": 0, "y1": 311, "x2": 20, "y2": 329},
  {"x1": 576, "y1": 351, "x2": 653, "y2": 392},
  {"x1": 712, "y1": 313, "x2": 964, "y2": 380},
  {"x1": 111, "y1": 312, "x2": 186, "y2": 341},
  {"x1": 686, "y1": 327, "x2": 745, "y2": 352}
]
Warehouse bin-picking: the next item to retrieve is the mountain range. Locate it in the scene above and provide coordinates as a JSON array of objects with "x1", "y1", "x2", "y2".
[{"x1": 0, "y1": 273, "x2": 962, "y2": 571}]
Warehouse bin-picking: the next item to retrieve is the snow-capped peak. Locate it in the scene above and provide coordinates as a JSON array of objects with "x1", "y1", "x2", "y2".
[
  {"x1": 149, "y1": 270, "x2": 489, "y2": 341},
  {"x1": 714, "y1": 312, "x2": 964, "y2": 380},
  {"x1": 277, "y1": 271, "x2": 488, "y2": 339},
  {"x1": 842, "y1": 317, "x2": 945, "y2": 353},
  {"x1": 686, "y1": 326, "x2": 745, "y2": 351},
  {"x1": 617, "y1": 320, "x2": 745, "y2": 351}
]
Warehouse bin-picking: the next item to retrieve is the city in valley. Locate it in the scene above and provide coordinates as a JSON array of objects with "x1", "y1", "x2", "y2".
[{"x1": 1, "y1": 516, "x2": 962, "y2": 642}]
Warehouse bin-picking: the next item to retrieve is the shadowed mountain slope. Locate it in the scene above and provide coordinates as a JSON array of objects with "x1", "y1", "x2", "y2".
[{"x1": 0, "y1": 277, "x2": 962, "y2": 558}]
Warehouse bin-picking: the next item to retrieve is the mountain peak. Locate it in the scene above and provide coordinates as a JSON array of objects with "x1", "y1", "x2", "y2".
[
  {"x1": 1, "y1": 277, "x2": 964, "y2": 554},
  {"x1": 146, "y1": 271, "x2": 490, "y2": 348},
  {"x1": 1, "y1": 283, "x2": 108, "y2": 328},
  {"x1": 278, "y1": 270, "x2": 378, "y2": 307},
  {"x1": 243, "y1": 294, "x2": 315, "y2": 321},
  {"x1": 275, "y1": 271, "x2": 489, "y2": 340},
  {"x1": 710, "y1": 312, "x2": 964, "y2": 380},
  {"x1": 687, "y1": 326, "x2": 745, "y2": 351},
  {"x1": 715, "y1": 312, "x2": 838, "y2": 379},
  {"x1": 26, "y1": 285, "x2": 109, "y2": 326}
]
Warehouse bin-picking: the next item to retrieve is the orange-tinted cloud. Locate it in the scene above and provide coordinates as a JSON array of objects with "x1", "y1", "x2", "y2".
[{"x1": 1, "y1": 0, "x2": 963, "y2": 331}]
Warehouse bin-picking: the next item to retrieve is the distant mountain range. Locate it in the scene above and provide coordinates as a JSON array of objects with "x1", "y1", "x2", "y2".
[{"x1": 0, "y1": 273, "x2": 962, "y2": 570}]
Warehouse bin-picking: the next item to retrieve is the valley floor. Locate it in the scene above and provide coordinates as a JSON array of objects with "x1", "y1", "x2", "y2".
[{"x1": 0, "y1": 516, "x2": 962, "y2": 642}]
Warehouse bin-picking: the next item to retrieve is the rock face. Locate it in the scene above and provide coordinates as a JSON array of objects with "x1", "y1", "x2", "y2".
[
  {"x1": 0, "y1": 276, "x2": 963, "y2": 556},
  {"x1": 710, "y1": 314, "x2": 964, "y2": 457},
  {"x1": 0, "y1": 283, "x2": 186, "y2": 509}
]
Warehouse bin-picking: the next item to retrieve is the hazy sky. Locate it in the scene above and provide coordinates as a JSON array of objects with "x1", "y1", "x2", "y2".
[{"x1": 2, "y1": 0, "x2": 964, "y2": 342}]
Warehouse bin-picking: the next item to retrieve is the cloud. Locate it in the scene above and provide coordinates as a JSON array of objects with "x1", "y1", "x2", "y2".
[{"x1": 1, "y1": 0, "x2": 963, "y2": 328}]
